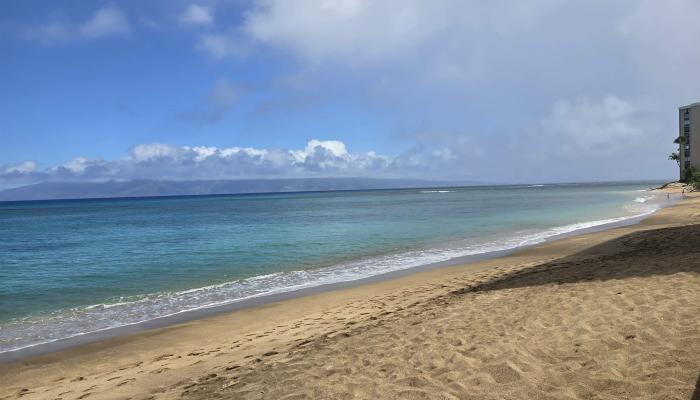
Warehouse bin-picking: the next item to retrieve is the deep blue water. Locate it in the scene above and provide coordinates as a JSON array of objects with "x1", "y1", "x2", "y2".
[{"x1": 0, "y1": 182, "x2": 668, "y2": 352}]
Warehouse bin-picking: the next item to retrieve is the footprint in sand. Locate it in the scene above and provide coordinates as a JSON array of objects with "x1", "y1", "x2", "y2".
[
  {"x1": 116, "y1": 378, "x2": 136, "y2": 387},
  {"x1": 152, "y1": 353, "x2": 174, "y2": 361},
  {"x1": 151, "y1": 367, "x2": 171, "y2": 374},
  {"x1": 118, "y1": 361, "x2": 143, "y2": 370}
]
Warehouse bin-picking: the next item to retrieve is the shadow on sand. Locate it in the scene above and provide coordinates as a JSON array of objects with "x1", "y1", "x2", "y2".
[
  {"x1": 451, "y1": 224, "x2": 700, "y2": 295},
  {"x1": 450, "y1": 224, "x2": 700, "y2": 399}
]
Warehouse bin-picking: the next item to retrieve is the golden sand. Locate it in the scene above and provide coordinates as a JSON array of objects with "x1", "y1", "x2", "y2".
[{"x1": 2, "y1": 194, "x2": 699, "y2": 400}]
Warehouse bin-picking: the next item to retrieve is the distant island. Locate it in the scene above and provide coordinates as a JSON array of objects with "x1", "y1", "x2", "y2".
[{"x1": 0, "y1": 178, "x2": 478, "y2": 201}]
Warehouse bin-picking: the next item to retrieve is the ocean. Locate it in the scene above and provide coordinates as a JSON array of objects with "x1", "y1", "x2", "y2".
[{"x1": 0, "y1": 181, "x2": 670, "y2": 355}]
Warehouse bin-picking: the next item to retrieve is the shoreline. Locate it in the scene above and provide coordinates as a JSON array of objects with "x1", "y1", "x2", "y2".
[
  {"x1": 1, "y1": 192, "x2": 697, "y2": 399},
  {"x1": 0, "y1": 197, "x2": 670, "y2": 363}
]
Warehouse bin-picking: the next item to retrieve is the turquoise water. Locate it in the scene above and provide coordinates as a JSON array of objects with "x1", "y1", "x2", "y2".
[{"x1": 0, "y1": 182, "x2": 668, "y2": 353}]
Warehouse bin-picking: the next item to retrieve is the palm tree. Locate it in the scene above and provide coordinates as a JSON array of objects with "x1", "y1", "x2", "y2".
[
  {"x1": 674, "y1": 135, "x2": 688, "y2": 181},
  {"x1": 669, "y1": 151, "x2": 680, "y2": 166}
]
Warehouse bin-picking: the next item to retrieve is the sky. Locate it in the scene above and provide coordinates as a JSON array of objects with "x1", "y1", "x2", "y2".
[{"x1": 1, "y1": 0, "x2": 699, "y2": 188}]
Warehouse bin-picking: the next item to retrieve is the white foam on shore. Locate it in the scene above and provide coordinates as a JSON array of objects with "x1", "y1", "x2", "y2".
[
  {"x1": 634, "y1": 196, "x2": 653, "y2": 203},
  {"x1": 0, "y1": 194, "x2": 667, "y2": 355}
]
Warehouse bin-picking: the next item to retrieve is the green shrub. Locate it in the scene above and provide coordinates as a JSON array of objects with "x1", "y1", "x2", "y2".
[
  {"x1": 683, "y1": 167, "x2": 694, "y2": 183},
  {"x1": 690, "y1": 168, "x2": 700, "y2": 190}
]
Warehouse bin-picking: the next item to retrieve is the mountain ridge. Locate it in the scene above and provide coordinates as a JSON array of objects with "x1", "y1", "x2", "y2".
[{"x1": 0, "y1": 178, "x2": 480, "y2": 201}]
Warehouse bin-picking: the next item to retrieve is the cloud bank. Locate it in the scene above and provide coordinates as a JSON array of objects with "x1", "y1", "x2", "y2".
[
  {"x1": 6, "y1": 0, "x2": 697, "y2": 184},
  {"x1": 190, "y1": 0, "x2": 693, "y2": 182},
  {"x1": 0, "y1": 140, "x2": 454, "y2": 186}
]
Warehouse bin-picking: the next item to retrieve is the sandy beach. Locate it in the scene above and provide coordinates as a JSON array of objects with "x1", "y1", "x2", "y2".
[{"x1": 1, "y1": 193, "x2": 699, "y2": 400}]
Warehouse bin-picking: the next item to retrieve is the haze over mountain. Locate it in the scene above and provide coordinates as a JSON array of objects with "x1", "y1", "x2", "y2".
[{"x1": 0, "y1": 178, "x2": 473, "y2": 201}]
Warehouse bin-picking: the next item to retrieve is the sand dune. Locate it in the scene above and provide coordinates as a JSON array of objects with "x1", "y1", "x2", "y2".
[{"x1": 1, "y1": 195, "x2": 699, "y2": 400}]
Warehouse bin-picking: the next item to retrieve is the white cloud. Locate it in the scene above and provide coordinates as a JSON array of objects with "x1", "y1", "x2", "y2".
[
  {"x1": 292, "y1": 139, "x2": 348, "y2": 162},
  {"x1": 12, "y1": 1, "x2": 691, "y2": 183},
  {"x1": 57, "y1": 157, "x2": 101, "y2": 173},
  {"x1": 228, "y1": 0, "x2": 686, "y2": 182},
  {"x1": 242, "y1": 0, "x2": 567, "y2": 69},
  {"x1": 536, "y1": 96, "x2": 646, "y2": 157},
  {"x1": 484, "y1": 95, "x2": 673, "y2": 182},
  {"x1": 231, "y1": 0, "x2": 698, "y2": 101},
  {"x1": 0, "y1": 140, "x2": 448, "y2": 185},
  {"x1": 0, "y1": 161, "x2": 43, "y2": 187},
  {"x1": 23, "y1": 5, "x2": 130, "y2": 43},
  {"x1": 79, "y1": 5, "x2": 130, "y2": 38},
  {"x1": 129, "y1": 143, "x2": 183, "y2": 162},
  {"x1": 2, "y1": 161, "x2": 37, "y2": 174},
  {"x1": 245, "y1": 0, "x2": 445, "y2": 64},
  {"x1": 180, "y1": 5, "x2": 214, "y2": 27}
]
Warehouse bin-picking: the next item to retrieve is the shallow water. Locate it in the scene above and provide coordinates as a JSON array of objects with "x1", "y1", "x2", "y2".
[{"x1": 0, "y1": 181, "x2": 668, "y2": 353}]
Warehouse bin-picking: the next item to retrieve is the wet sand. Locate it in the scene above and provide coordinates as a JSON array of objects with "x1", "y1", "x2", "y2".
[{"x1": 2, "y1": 193, "x2": 699, "y2": 400}]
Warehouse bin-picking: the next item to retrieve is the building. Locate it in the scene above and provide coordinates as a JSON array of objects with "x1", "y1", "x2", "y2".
[{"x1": 679, "y1": 102, "x2": 700, "y2": 180}]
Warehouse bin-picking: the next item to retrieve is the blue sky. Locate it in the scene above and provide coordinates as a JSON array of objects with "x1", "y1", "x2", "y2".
[{"x1": 2, "y1": 0, "x2": 699, "y2": 187}]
